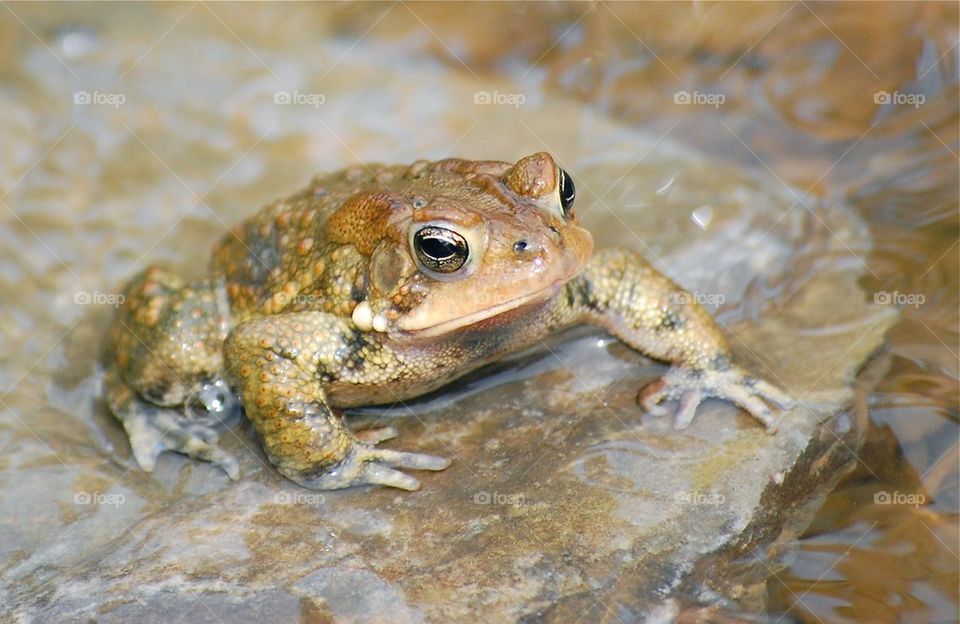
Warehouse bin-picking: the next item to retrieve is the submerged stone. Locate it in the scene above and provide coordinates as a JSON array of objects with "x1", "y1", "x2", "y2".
[
  {"x1": 0, "y1": 8, "x2": 897, "y2": 621},
  {"x1": 6, "y1": 148, "x2": 894, "y2": 620}
]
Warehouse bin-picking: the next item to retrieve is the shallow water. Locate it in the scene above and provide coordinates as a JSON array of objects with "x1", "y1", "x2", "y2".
[{"x1": 1, "y1": 3, "x2": 957, "y2": 622}]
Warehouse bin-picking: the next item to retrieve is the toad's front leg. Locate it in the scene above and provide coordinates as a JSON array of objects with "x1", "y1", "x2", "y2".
[
  {"x1": 223, "y1": 312, "x2": 449, "y2": 491},
  {"x1": 564, "y1": 248, "x2": 792, "y2": 430}
]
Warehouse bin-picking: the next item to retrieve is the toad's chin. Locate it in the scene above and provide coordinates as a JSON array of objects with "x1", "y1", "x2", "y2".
[{"x1": 394, "y1": 280, "x2": 566, "y2": 339}]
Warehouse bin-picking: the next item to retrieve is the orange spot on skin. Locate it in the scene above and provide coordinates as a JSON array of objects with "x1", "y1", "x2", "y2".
[{"x1": 326, "y1": 191, "x2": 410, "y2": 255}]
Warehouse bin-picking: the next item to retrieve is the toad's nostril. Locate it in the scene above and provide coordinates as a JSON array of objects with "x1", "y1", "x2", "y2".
[{"x1": 513, "y1": 239, "x2": 529, "y2": 253}]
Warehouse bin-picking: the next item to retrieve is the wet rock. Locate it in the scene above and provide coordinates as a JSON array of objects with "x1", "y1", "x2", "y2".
[
  {"x1": 0, "y1": 6, "x2": 897, "y2": 622},
  {"x1": 5, "y1": 151, "x2": 895, "y2": 621}
]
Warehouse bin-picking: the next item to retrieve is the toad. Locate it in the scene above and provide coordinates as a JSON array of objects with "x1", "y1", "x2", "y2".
[{"x1": 103, "y1": 152, "x2": 790, "y2": 490}]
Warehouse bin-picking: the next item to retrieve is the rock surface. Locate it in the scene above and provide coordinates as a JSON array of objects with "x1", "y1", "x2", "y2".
[{"x1": 0, "y1": 6, "x2": 897, "y2": 622}]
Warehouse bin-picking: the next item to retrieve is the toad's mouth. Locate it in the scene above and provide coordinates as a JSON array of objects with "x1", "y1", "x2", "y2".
[{"x1": 395, "y1": 279, "x2": 567, "y2": 338}]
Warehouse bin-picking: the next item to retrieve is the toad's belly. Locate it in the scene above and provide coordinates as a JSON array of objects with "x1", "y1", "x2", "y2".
[{"x1": 326, "y1": 294, "x2": 566, "y2": 408}]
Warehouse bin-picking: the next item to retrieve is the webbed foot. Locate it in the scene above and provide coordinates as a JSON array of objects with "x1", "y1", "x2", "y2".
[
  {"x1": 293, "y1": 437, "x2": 450, "y2": 491},
  {"x1": 116, "y1": 380, "x2": 242, "y2": 479},
  {"x1": 638, "y1": 364, "x2": 793, "y2": 431}
]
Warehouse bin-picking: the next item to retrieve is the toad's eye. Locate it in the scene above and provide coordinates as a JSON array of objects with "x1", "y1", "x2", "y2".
[
  {"x1": 558, "y1": 168, "x2": 576, "y2": 218},
  {"x1": 412, "y1": 226, "x2": 469, "y2": 274}
]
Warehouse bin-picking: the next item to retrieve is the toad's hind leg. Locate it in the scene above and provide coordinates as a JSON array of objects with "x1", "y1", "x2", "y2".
[
  {"x1": 103, "y1": 266, "x2": 240, "y2": 478},
  {"x1": 223, "y1": 312, "x2": 449, "y2": 491}
]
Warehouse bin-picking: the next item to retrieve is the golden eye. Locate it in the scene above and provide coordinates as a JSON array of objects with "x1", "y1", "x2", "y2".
[
  {"x1": 558, "y1": 168, "x2": 576, "y2": 218},
  {"x1": 413, "y1": 226, "x2": 469, "y2": 274}
]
